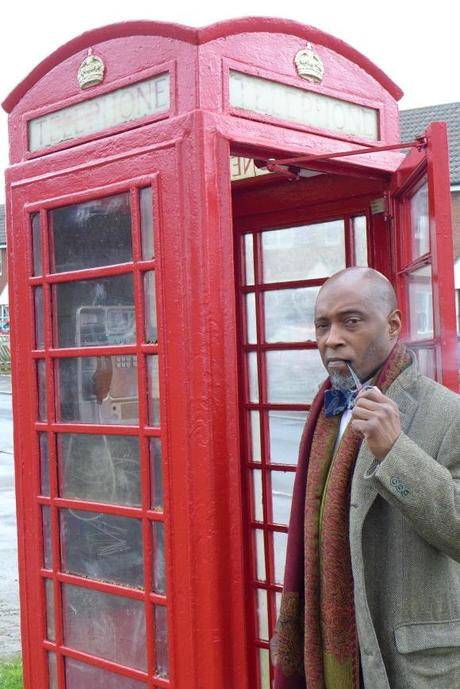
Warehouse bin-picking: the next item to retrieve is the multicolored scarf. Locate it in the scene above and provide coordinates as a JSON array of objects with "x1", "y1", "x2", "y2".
[{"x1": 272, "y1": 343, "x2": 411, "y2": 689}]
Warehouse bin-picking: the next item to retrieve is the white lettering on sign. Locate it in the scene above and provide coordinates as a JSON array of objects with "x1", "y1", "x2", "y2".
[
  {"x1": 229, "y1": 71, "x2": 379, "y2": 141},
  {"x1": 28, "y1": 73, "x2": 170, "y2": 152}
]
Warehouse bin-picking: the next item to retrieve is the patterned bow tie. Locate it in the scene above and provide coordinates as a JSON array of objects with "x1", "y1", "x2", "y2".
[{"x1": 324, "y1": 388, "x2": 358, "y2": 417}]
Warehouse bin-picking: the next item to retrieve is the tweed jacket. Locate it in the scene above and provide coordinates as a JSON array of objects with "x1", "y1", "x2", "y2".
[{"x1": 350, "y1": 358, "x2": 460, "y2": 689}]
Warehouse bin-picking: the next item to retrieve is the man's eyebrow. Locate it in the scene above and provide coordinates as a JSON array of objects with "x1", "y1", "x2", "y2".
[{"x1": 315, "y1": 308, "x2": 366, "y2": 321}]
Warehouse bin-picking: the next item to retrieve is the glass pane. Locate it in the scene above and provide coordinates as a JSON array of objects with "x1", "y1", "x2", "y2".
[
  {"x1": 244, "y1": 234, "x2": 255, "y2": 286},
  {"x1": 45, "y1": 579, "x2": 55, "y2": 641},
  {"x1": 250, "y1": 410, "x2": 261, "y2": 462},
  {"x1": 140, "y1": 187, "x2": 154, "y2": 260},
  {"x1": 353, "y1": 215, "x2": 368, "y2": 267},
  {"x1": 259, "y1": 648, "x2": 270, "y2": 689},
  {"x1": 42, "y1": 505, "x2": 52, "y2": 569},
  {"x1": 55, "y1": 275, "x2": 135, "y2": 348},
  {"x1": 40, "y1": 433, "x2": 50, "y2": 496},
  {"x1": 275, "y1": 591, "x2": 282, "y2": 617},
  {"x1": 262, "y1": 221, "x2": 345, "y2": 283},
  {"x1": 152, "y1": 521, "x2": 166, "y2": 595},
  {"x1": 37, "y1": 359, "x2": 47, "y2": 421},
  {"x1": 269, "y1": 410, "x2": 307, "y2": 464},
  {"x1": 66, "y1": 657, "x2": 146, "y2": 689},
  {"x1": 154, "y1": 605, "x2": 169, "y2": 678},
  {"x1": 48, "y1": 652, "x2": 58, "y2": 689},
  {"x1": 246, "y1": 292, "x2": 257, "y2": 344},
  {"x1": 32, "y1": 212, "x2": 42, "y2": 276},
  {"x1": 255, "y1": 529, "x2": 266, "y2": 581},
  {"x1": 35, "y1": 286, "x2": 45, "y2": 349},
  {"x1": 273, "y1": 531, "x2": 288, "y2": 585},
  {"x1": 248, "y1": 352, "x2": 259, "y2": 403},
  {"x1": 51, "y1": 193, "x2": 132, "y2": 272},
  {"x1": 60, "y1": 510, "x2": 144, "y2": 588},
  {"x1": 147, "y1": 355, "x2": 160, "y2": 426},
  {"x1": 271, "y1": 471, "x2": 295, "y2": 526},
  {"x1": 256, "y1": 588, "x2": 269, "y2": 641},
  {"x1": 144, "y1": 272, "x2": 158, "y2": 344},
  {"x1": 150, "y1": 438, "x2": 163, "y2": 511},
  {"x1": 417, "y1": 348, "x2": 436, "y2": 379},
  {"x1": 266, "y1": 349, "x2": 324, "y2": 403},
  {"x1": 408, "y1": 265, "x2": 433, "y2": 340},
  {"x1": 252, "y1": 470, "x2": 263, "y2": 522},
  {"x1": 63, "y1": 584, "x2": 146, "y2": 670},
  {"x1": 58, "y1": 434, "x2": 141, "y2": 506},
  {"x1": 57, "y1": 356, "x2": 139, "y2": 424},
  {"x1": 410, "y1": 182, "x2": 429, "y2": 259},
  {"x1": 265, "y1": 287, "x2": 319, "y2": 343}
]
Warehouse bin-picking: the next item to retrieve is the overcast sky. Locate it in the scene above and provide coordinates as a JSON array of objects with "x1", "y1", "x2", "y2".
[{"x1": 1, "y1": 0, "x2": 459, "y2": 203}]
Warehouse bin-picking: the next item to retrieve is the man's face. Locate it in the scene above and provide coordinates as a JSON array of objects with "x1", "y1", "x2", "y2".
[{"x1": 314, "y1": 278, "x2": 400, "y2": 384}]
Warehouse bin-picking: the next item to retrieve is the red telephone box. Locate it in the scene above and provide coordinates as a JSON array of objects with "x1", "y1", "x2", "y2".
[{"x1": 3, "y1": 17, "x2": 458, "y2": 689}]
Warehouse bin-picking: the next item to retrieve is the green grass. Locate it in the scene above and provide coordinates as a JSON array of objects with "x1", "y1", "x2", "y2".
[{"x1": 0, "y1": 657, "x2": 23, "y2": 689}]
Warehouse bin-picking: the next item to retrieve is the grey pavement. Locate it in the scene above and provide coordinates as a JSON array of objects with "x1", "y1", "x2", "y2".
[{"x1": 0, "y1": 373, "x2": 12, "y2": 395}]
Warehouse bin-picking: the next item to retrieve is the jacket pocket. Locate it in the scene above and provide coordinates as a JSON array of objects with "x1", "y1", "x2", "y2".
[{"x1": 395, "y1": 620, "x2": 460, "y2": 654}]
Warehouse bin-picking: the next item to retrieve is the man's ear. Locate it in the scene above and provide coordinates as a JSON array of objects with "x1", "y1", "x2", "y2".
[{"x1": 388, "y1": 309, "x2": 402, "y2": 339}]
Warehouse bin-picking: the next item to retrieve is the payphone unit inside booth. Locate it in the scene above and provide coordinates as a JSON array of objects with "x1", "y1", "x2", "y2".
[{"x1": 3, "y1": 17, "x2": 458, "y2": 689}]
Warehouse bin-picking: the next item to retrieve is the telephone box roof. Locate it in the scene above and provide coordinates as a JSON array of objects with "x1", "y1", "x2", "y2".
[{"x1": 2, "y1": 16, "x2": 403, "y2": 113}]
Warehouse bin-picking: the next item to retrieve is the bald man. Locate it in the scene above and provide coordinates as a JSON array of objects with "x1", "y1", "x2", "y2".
[{"x1": 273, "y1": 267, "x2": 460, "y2": 689}]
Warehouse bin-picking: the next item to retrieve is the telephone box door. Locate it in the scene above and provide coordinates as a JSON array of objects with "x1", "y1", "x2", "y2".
[{"x1": 391, "y1": 121, "x2": 458, "y2": 390}]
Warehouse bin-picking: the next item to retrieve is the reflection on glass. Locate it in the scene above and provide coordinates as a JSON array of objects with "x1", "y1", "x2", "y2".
[
  {"x1": 256, "y1": 588, "x2": 269, "y2": 641},
  {"x1": 265, "y1": 287, "x2": 319, "y2": 343},
  {"x1": 45, "y1": 579, "x2": 55, "y2": 641},
  {"x1": 417, "y1": 348, "x2": 436, "y2": 380},
  {"x1": 262, "y1": 221, "x2": 345, "y2": 283},
  {"x1": 58, "y1": 356, "x2": 139, "y2": 425},
  {"x1": 144, "y1": 272, "x2": 158, "y2": 344},
  {"x1": 353, "y1": 216, "x2": 368, "y2": 267},
  {"x1": 48, "y1": 652, "x2": 58, "y2": 689},
  {"x1": 55, "y1": 275, "x2": 135, "y2": 348},
  {"x1": 252, "y1": 470, "x2": 263, "y2": 522},
  {"x1": 246, "y1": 292, "x2": 257, "y2": 344},
  {"x1": 275, "y1": 591, "x2": 282, "y2": 617},
  {"x1": 269, "y1": 410, "x2": 307, "y2": 464},
  {"x1": 259, "y1": 648, "x2": 270, "y2": 689},
  {"x1": 273, "y1": 531, "x2": 288, "y2": 585},
  {"x1": 147, "y1": 356, "x2": 160, "y2": 426},
  {"x1": 255, "y1": 529, "x2": 266, "y2": 581},
  {"x1": 37, "y1": 359, "x2": 47, "y2": 421},
  {"x1": 248, "y1": 352, "x2": 259, "y2": 403},
  {"x1": 63, "y1": 584, "x2": 146, "y2": 670},
  {"x1": 272, "y1": 471, "x2": 295, "y2": 526},
  {"x1": 42, "y1": 506, "x2": 52, "y2": 569},
  {"x1": 408, "y1": 265, "x2": 433, "y2": 340},
  {"x1": 31, "y1": 213, "x2": 42, "y2": 277},
  {"x1": 152, "y1": 521, "x2": 166, "y2": 595},
  {"x1": 51, "y1": 193, "x2": 132, "y2": 273},
  {"x1": 267, "y1": 349, "x2": 324, "y2": 404},
  {"x1": 35, "y1": 286, "x2": 45, "y2": 349},
  {"x1": 250, "y1": 411, "x2": 261, "y2": 462},
  {"x1": 140, "y1": 187, "x2": 154, "y2": 260},
  {"x1": 66, "y1": 657, "x2": 146, "y2": 689},
  {"x1": 150, "y1": 438, "x2": 163, "y2": 510},
  {"x1": 40, "y1": 433, "x2": 50, "y2": 496},
  {"x1": 61, "y1": 510, "x2": 144, "y2": 588},
  {"x1": 154, "y1": 605, "x2": 169, "y2": 678},
  {"x1": 410, "y1": 182, "x2": 429, "y2": 259},
  {"x1": 244, "y1": 234, "x2": 255, "y2": 286},
  {"x1": 58, "y1": 434, "x2": 141, "y2": 506}
]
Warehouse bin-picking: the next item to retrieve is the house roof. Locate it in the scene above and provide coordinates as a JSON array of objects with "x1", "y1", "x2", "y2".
[
  {"x1": 0, "y1": 205, "x2": 5, "y2": 247},
  {"x1": 400, "y1": 102, "x2": 460, "y2": 185}
]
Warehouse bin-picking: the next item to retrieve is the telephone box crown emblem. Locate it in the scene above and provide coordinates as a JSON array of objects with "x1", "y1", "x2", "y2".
[
  {"x1": 78, "y1": 48, "x2": 105, "y2": 89},
  {"x1": 294, "y1": 42, "x2": 324, "y2": 83}
]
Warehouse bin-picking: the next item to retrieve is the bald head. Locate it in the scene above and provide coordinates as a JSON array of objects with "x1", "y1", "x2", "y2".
[{"x1": 317, "y1": 267, "x2": 397, "y2": 316}]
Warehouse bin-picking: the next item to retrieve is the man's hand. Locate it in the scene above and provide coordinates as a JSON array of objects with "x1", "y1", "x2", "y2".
[{"x1": 351, "y1": 387, "x2": 401, "y2": 461}]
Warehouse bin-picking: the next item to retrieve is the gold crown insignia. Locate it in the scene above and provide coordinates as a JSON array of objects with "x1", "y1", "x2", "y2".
[
  {"x1": 294, "y1": 43, "x2": 324, "y2": 84},
  {"x1": 78, "y1": 48, "x2": 105, "y2": 90}
]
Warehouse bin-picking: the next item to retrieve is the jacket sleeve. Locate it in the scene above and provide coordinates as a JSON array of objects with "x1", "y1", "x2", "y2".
[{"x1": 365, "y1": 429, "x2": 460, "y2": 563}]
